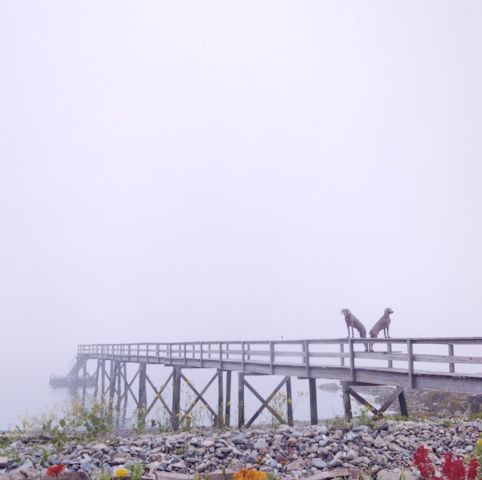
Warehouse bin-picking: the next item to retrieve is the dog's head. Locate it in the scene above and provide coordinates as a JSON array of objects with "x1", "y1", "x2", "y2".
[
  {"x1": 341, "y1": 308, "x2": 351, "y2": 317},
  {"x1": 385, "y1": 307, "x2": 394, "y2": 315}
]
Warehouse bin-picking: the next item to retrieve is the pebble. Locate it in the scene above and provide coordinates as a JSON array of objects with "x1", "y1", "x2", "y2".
[{"x1": 0, "y1": 418, "x2": 480, "y2": 479}]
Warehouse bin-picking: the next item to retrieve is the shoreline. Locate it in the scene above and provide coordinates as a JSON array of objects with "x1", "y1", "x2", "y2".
[{"x1": 1, "y1": 417, "x2": 481, "y2": 479}]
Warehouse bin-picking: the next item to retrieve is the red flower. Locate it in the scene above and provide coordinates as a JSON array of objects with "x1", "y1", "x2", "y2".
[
  {"x1": 442, "y1": 453, "x2": 466, "y2": 480},
  {"x1": 414, "y1": 446, "x2": 436, "y2": 480},
  {"x1": 47, "y1": 465, "x2": 65, "y2": 477},
  {"x1": 466, "y1": 459, "x2": 479, "y2": 480}
]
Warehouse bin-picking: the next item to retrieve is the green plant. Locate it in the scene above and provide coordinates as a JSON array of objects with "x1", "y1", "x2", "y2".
[
  {"x1": 127, "y1": 463, "x2": 145, "y2": 480},
  {"x1": 268, "y1": 391, "x2": 287, "y2": 428},
  {"x1": 98, "y1": 471, "x2": 112, "y2": 480},
  {"x1": 40, "y1": 447, "x2": 50, "y2": 466}
]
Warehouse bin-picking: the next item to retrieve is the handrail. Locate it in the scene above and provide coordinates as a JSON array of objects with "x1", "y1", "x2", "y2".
[{"x1": 77, "y1": 337, "x2": 482, "y2": 384}]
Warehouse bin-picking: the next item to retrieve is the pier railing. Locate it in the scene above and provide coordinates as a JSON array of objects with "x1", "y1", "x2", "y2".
[{"x1": 77, "y1": 337, "x2": 482, "y2": 393}]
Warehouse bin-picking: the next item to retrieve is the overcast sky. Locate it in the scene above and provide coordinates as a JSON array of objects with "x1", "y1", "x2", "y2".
[{"x1": 0, "y1": 1, "x2": 481, "y2": 418}]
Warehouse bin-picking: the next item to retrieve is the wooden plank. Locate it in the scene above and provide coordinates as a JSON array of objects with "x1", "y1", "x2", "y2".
[{"x1": 413, "y1": 354, "x2": 482, "y2": 365}]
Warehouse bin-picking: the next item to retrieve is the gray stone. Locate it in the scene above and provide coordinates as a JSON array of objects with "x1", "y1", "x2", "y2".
[
  {"x1": 377, "y1": 470, "x2": 416, "y2": 480},
  {"x1": 231, "y1": 435, "x2": 248, "y2": 446},
  {"x1": 311, "y1": 458, "x2": 327, "y2": 469},
  {"x1": 253, "y1": 439, "x2": 268, "y2": 451}
]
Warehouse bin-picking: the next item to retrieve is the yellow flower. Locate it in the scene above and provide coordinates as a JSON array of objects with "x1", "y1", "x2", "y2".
[{"x1": 113, "y1": 467, "x2": 130, "y2": 478}]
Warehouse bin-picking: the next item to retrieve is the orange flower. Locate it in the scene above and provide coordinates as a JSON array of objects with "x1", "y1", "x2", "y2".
[
  {"x1": 233, "y1": 470, "x2": 267, "y2": 480},
  {"x1": 47, "y1": 465, "x2": 65, "y2": 478}
]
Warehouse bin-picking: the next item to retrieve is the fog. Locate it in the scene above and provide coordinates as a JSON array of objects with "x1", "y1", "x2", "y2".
[{"x1": 1, "y1": 1, "x2": 481, "y2": 428}]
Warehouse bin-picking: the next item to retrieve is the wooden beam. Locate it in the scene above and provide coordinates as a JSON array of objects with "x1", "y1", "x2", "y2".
[
  {"x1": 407, "y1": 339, "x2": 415, "y2": 388},
  {"x1": 171, "y1": 366, "x2": 181, "y2": 431},
  {"x1": 145, "y1": 371, "x2": 172, "y2": 417},
  {"x1": 217, "y1": 369, "x2": 224, "y2": 428},
  {"x1": 179, "y1": 372, "x2": 218, "y2": 422},
  {"x1": 378, "y1": 386, "x2": 404, "y2": 413},
  {"x1": 244, "y1": 377, "x2": 287, "y2": 427},
  {"x1": 225, "y1": 370, "x2": 232, "y2": 427},
  {"x1": 308, "y1": 378, "x2": 318, "y2": 425},
  {"x1": 347, "y1": 387, "x2": 380, "y2": 416},
  {"x1": 398, "y1": 389, "x2": 409, "y2": 417},
  {"x1": 341, "y1": 382, "x2": 352, "y2": 420},
  {"x1": 286, "y1": 377, "x2": 294, "y2": 426},
  {"x1": 238, "y1": 373, "x2": 245, "y2": 428},
  {"x1": 138, "y1": 363, "x2": 147, "y2": 427}
]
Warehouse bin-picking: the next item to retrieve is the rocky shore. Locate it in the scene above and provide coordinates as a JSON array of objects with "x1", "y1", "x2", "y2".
[{"x1": 1, "y1": 419, "x2": 481, "y2": 480}]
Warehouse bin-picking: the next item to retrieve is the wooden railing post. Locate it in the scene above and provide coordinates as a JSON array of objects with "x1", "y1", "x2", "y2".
[
  {"x1": 348, "y1": 338, "x2": 355, "y2": 382},
  {"x1": 407, "y1": 339, "x2": 414, "y2": 388},
  {"x1": 269, "y1": 342, "x2": 275, "y2": 374},
  {"x1": 241, "y1": 342, "x2": 245, "y2": 371},
  {"x1": 303, "y1": 340, "x2": 310, "y2": 377},
  {"x1": 448, "y1": 343, "x2": 455, "y2": 373},
  {"x1": 340, "y1": 343, "x2": 345, "y2": 367},
  {"x1": 219, "y1": 342, "x2": 223, "y2": 370},
  {"x1": 387, "y1": 342, "x2": 393, "y2": 369}
]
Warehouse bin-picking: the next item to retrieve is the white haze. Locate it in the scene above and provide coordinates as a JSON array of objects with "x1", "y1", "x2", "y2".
[{"x1": 0, "y1": 1, "x2": 481, "y2": 427}]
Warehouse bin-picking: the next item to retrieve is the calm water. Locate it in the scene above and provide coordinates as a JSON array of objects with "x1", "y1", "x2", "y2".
[{"x1": 0, "y1": 366, "x2": 348, "y2": 431}]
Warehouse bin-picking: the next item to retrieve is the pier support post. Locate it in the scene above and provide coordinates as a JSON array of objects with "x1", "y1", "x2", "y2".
[
  {"x1": 138, "y1": 363, "x2": 147, "y2": 428},
  {"x1": 93, "y1": 359, "x2": 101, "y2": 400},
  {"x1": 100, "y1": 360, "x2": 106, "y2": 402},
  {"x1": 217, "y1": 369, "x2": 224, "y2": 428},
  {"x1": 116, "y1": 364, "x2": 123, "y2": 423},
  {"x1": 342, "y1": 382, "x2": 352, "y2": 420},
  {"x1": 286, "y1": 377, "x2": 294, "y2": 426},
  {"x1": 81, "y1": 357, "x2": 87, "y2": 405},
  {"x1": 108, "y1": 361, "x2": 115, "y2": 409},
  {"x1": 238, "y1": 373, "x2": 245, "y2": 428},
  {"x1": 398, "y1": 390, "x2": 409, "y2": 417},
  {"x1": 308, "y1": 378, "x2": 318, "y2": 425},
  {"x1": 225, "y1": 370, "x2": 232, "y2": 427},
  {"x1": 172, "y1": 366, "x2": 181, "y2": 431}
]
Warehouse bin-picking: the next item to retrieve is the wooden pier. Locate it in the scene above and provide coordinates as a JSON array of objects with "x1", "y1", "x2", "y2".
[{"x1": 58, "y1": 337, "x2": 482, "y2": 430}]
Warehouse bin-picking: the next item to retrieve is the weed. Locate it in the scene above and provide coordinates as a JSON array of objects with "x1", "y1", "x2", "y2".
[
  {"x1": 127, "y1": 463, "x2": 145, "y2": 480},
  {"x1": 98, "y1": 471, "x2": 112, "y2": 480}
]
